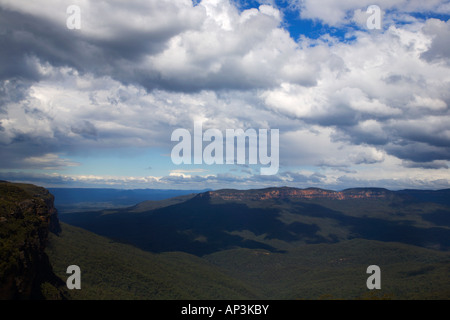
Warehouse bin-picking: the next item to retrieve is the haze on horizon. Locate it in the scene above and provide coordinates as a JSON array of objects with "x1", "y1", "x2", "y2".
[{"x1": 0, "y1": 0, "x2": 449, "y2": 191}]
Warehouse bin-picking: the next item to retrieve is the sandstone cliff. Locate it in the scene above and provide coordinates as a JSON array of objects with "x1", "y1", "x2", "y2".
[
  {"x1": 0, "y1": 181, "x2": 65, "y2": 299},
  {"x1": 199, "y1": 186, "x2": 393, "y2": 201}
]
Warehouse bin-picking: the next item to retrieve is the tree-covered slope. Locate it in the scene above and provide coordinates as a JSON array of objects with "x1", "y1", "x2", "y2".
[
  {"x1": 0, "y1": 181, "x2": 65, "y2": 299},
  {"x1": 46, "y1": 222, "x2": 261, "y2": 300},
  {"x1": 205, "y1": 239, "x2": 450, "y2": 299}
]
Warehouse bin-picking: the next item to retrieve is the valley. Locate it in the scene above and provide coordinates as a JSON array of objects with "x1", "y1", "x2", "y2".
[
  {"x1": 2, "y1": 182, "x2": 449, "y2": 300},
  {"x1": 54, "y1": 186, "x2": 450, "y2": 299}
]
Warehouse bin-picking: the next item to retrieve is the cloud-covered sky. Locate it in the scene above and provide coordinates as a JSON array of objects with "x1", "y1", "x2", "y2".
[{"x1": 1, "y1": 0, "x2": 449, "y2": 190}]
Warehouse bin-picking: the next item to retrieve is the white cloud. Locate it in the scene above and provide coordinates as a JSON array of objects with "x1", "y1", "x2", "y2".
[
  {"x1": 146, "y1": 2, "x2": 312, "y2": 90},
  {"x1": 0, "y1": 0, "x2": 449, "y2": 190},
  {"x1": 409, "y1": 95, "x2": 448, "y2": 110},
  {"x1": 295, "y1": 0, "x2": 450, "y2": 26}
]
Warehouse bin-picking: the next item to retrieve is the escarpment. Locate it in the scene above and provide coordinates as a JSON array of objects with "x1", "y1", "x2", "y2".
[
  {"x1": 0, "y1": 181, "x2": 65, "y2": 299},
  {"x1": 198, "y1": 186, "x2": 392, "y2": 202}
]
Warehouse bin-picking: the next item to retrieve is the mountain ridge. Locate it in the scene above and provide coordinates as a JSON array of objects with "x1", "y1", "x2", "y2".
[
  {"x1": 196, "y1": 186, "x2": 421, "y2": 201},
  {"x1": 60, "y1": 185, "x2": 450, "y2": 255}
]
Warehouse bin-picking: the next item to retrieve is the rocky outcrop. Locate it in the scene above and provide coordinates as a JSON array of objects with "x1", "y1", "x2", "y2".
[
  {"x1": 199, "y1": 187, "x2": 392, "y2": 202},
  {"x1": 0, "y1": 181, "x2": 65, "y2": 300}
]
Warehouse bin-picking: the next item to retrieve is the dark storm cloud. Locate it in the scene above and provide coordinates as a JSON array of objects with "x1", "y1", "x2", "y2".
[
  {"x1": 386, "y1": 142, "x2": 450, "y2": 163},
  {"x1": 0, "y1": 142, "x2": 57, "y2": 169},
  {"x1": 71, "y1": 120, "x2": 98, "y2": 139},
  {"x1": 334, "y1": 123, "x2": 450, "y2": 165},
  {"x1": 403, "y1": 160, "x2": 449, "y2": 170},
  {"x1": 336, "y1": 127, "x2": 390, "y2": 147},
  {"x1": 0, "y1": 8, "x2": 82, "y2": 81},
  {"x1": 0, "y1": 5, "x2": 202, "y2": 91}
]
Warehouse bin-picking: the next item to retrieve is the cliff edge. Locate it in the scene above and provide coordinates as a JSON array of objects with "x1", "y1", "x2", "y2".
[
  {"x1": 199, "y1": 186, "x2": 393, "y2": 201},
  {"x1": 0, "y1": 181, "x2": 65, "y2": 299}
]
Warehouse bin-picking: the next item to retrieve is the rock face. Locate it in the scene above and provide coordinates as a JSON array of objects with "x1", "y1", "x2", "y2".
[
  {"x1": 0, "y1": 181, "x2": 65, "y2": 300},
  {"x1": 199, "y1": 187, "x2": 392, "y2": 201}
]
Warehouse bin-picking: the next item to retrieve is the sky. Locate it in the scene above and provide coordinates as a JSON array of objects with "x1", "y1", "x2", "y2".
[{"x1": 0, "y1": 0, "x2": 449, "y2": 190}]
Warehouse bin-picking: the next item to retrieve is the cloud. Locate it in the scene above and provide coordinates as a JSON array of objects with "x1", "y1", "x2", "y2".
[
  {"x1": 262, "y1": 21, "x2": 450, "y2": 166},
  {"x1": 294, "y1": 0, "x2": 450, "y2": 27},
  {"x1": 335, "y1": 174, "x2": 450, "y2": 190},
  {"x1": 421, "y1": 18, "x2": 450, "y2": 63},
  {"x1": 1, "y1": 165, "x2": 448, "y2": 190},
  {"x1": 402, "y1": 160, "x2": 449, "y2": 169},
  {"x1": 0, "y1": 0, "x2": 203, "y2": 86},
  {"x1": 294, "y1": 0, "x2": 398, "y2": 27},
  {"x1": 71, "y1": 120, "x2": 98, "y2": 139},
  {"x1": 23, "y1": 153, "x2": 80, "y2": 170},
  {"x1": 0, "y1": 0, "x2": 317, "y2": 92},
  {"x1": 0, "y1": 0, "x2": 449, "y2": 190},
  {"x1": 169, "y1": 168, "x2": 210, "y2": 178}
]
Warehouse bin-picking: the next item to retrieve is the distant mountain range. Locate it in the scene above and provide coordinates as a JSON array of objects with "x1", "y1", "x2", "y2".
[
  {"x1": 56, "y1": 186, "x2": 450, "y2": 299},
  {"x1": 2, "y1": 182, "x2": 450, "y2": 299},
  {"x1": 48, "y1": 187, "x2": 210, "y2": 213},
  {"x1": 201, "y1": 187, "x2": 394, "y2": 200},
  {"x1": 60, "y1": 186, "x2": 450, "y2": 255},
  {"x1": 201, "y1": 186, "x2": 450, "y2": 201}
]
